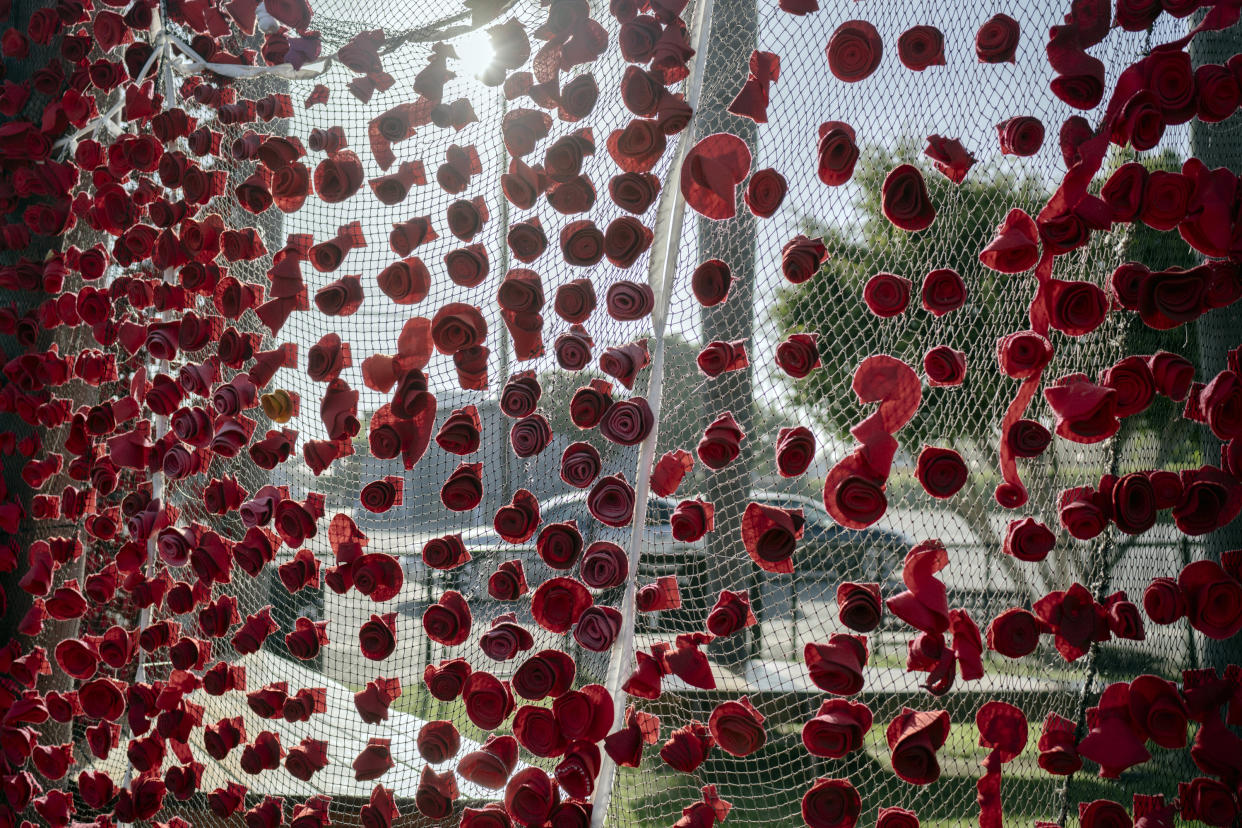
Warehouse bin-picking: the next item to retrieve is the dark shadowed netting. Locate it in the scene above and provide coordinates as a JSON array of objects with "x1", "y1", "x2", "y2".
[{"x1": 44, "y1": 0, "x2": 1242, "y2": 826}]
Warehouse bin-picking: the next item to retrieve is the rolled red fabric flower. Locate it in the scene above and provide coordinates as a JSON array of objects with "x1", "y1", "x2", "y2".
[
  {"x1": 698, "y1": 411, "x2": 745, "y2": 470},
  {"x1": 537, "y1": 522, "x2": 584, "y2": 571},
  {"x1": 423, "y1": 534, "x2": 471, "y2": 572},
  {"x1": 494, "y1": 489, "x2": 541, "y2": 544},
  {"x1": 441, "y1": 462, "x2": 483, "y2": 511},
  {"x1": 1179, "y1": 559, "x2": 1242, "y2": 639},
  {"x1": 697, "y1": 339, "x2": 749, "y2": 377},
  {"x1": 458, "y1": 734, "x2": 519, "y2": 790},
  {"x1": 436, "y1": 405, "x2": 481, "y2": 455},
  {"x1": 881, "y1": 164, "x2": 935, "y2": 232},
  {"x1": 1143, "y1": 577, "x2": 1186, "y2": 624},
  {"x1": 920, "y1": 268, "x2": 966, "y2": 315},
  {"x1": 979, "y1": 208, "x2": 1039, "y2": 273},
  {"x1": 605, "y1": 280, "x2": 655, "y2": 321},
  {"x1": 707, "y1": 589, "x2": 757, "y2": 637},
  {"x1": 923, "y1": 345, "x2": 966, "y2": 386},
  {"x1": 444, "y1": 244, "x2": 489, "y2": 288},
  {"x1": 423, "y1": 590, "x2": 471, "y2": 646},
  {"x1": 588, "y1": 473, "x2": 636, "y2": 527},
  {"x1": 487, "y1": 560, "x2": 528, "y2": 602},
  {"x1": 782, "y1": 234, "x2": 829, "y2": 284},
  {"x1": 560, "y1": 442, "x2": 601, "y2": 489},
  {"x1": 774, "y1": 426, "x2": 815, "y2": 477},
  {"x1": 590, "y1": 215, "x2": 643, "y2": 269},
  {"x1": 600, "y1": 398, "x2": 654, "y2": 446},
  {"x1": 1003, "y1": 517, "x2": 1055, "y2": 562},
  {"x1": 997, "y1": 116, "x2": 1045, "y2": 156},
  {"x1": 1044, "y1": 374, "x2": 1120, "y2": 443},
  {"x1": 480, "y1": 614, "x2": 535, "y2": 662},
  {"x1": 692, "y1": 259, "x2": 733, "y2": 305},
  {"x1": 359, "y1": 612, "x2": 397, "y2": 661},
  {"x1": 886, "y1": 707, "x2": 951, "y2": 785},
  {"x1": 802, "y1": 699, "x2": 873, "y2": 758},
  {"x1": 826, "y1": 20, "x2": 882, "y2": 82},
  {"x1": 776, "y1": 333, "x2": 822, "y2": 378},
  {"x1": 531, "y1": 577, "x2": 593, "y2": 634},
  {"x1": 744, "y1": 168, "x2": 787, "y2": 218},
  {"x1": 560, "y1": 221, "x2": 604, "y2": 267},
  {"x1": 837, "y1": 582, "x2": 883, "y2": 632},
  {"x1": 671, "y1": 499, "x2": 715, "y2": 542},
  {"x1": 505, "y1": 767, "x2": 558, "y2": 827},
  {"x1": 987, "y1": 607, "x2": 1044, "y2": 659},
  {"x1": 424, "y1": 658, "x2": 471, "y2": 702},
  {"x1": 802, "y1": 778, "x2": 861, "y2": 828},
  {"x1": 708, "y1": 696, "x2": 767, "y2": 757},
  {"x1": 923, "y1": 135, "x2": 977, "y2": 184},
  {"x1": 660, "y1": 721, "x2": 714, "y2": 773},
  {"x1": 574, "y1": 605, "x2": 623, "y2": 652},
  {"x1": 569, "y1": 379, "x2": 613, "y2": 428},
  {"x1": 805, "y1": 634, "x2": 869, "y2": 695},
  {"x1": 898, "y1": 26, "x2": 945, "y2": 71},
  {"x1": 817, "y1": 120, "x2": 860, "y2": 186},
  {"x1": 975, "y1": 14, "x2": 1019, "y2": 63},
  {"x1": 1047, "y1": 278, "x2": 1108, "y2": 337},
  {"x1": 741, "y1": 502, "x2": 804, "y2": 573},
  {"x1": 681, "y1": 132, "x2": 751, "y2": 220},
  {"x1": 512, "y1": 649, "x2": 576, "y2": 701},
  {"x1": 915, "y1": 445, "x2": 968, "y2": 499},
  {"x1": 609, "y1": 172, "x2": 660, "y2": 214},
  {"x1": 360, "y1": 476, "x2": 402, "y2": 513}
]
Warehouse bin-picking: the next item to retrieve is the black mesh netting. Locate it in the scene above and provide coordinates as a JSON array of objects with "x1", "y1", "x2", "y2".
[{"x1": 14, "y1": 0, "x2": 1242, "y2": 826}]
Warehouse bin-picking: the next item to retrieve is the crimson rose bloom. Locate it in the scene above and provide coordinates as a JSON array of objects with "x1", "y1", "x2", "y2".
[
  {"x1": 708, "y1": 696, "x2": 767, "y2": 757},
  {"x1": 802, "y1": 699, "x2": 873, "y2": 758},
  {"x1": 881, "y1": 164, "x2": 935, "y2": 232},
  {"x1": 802, "y1": 778, "x2": 861, "y2": 828},
  {"x1": 826, "y1": 20, "x2": 882, "y2": 83},
  {"x1": 886, "y1": 707, "x2": 950, "y2": 785}
]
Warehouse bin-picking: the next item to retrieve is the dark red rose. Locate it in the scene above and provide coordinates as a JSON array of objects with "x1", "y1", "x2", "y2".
[
  {"x1": 775, "y1": 426, "x2": 815, "y2": 477},
  {"x1": 826, "y1": 20, "x2": 882, "y2": 82},
  {"x1": 881, "y1": 164, "x2": 935, "y2": 232},
  {"x1": 744, "y1": 168, "x2": 787, "y2": 218},
  {"x1": 923, "y1": 345, "x2": 965, "y2": 386},
  {"x1": 915, "y1": 446, "x2": 967, "y2": 498},
  {"x1": 975, "y1": 14, "x2": 1019, "y2": 63},
  {"x1": 709, "y1": 696, "x2": 767, "y2": 757},
  {"x1": 1143, "y1": 577, "x2": 1186, "y2": 624},
  {"x1": 802, "y1": 778, "x2": 861, "y2": 828},
  {"x1": 886, "y1": 707, "x2": 950, "y2": 785},
  {"x1": 898, "y1": 25, "x2": 945, "y2": 71},
  {"x1": 997, "y1": 116, "x2": 1045, "y2": 156},
  {"x1": 692, "y1": 258, "x2": 733, "y2": 305},
  {"x1": 359, "y1": 612, "x2": 397, "y2": 660},
  {"x1": 921, "y1": 268, "x2": 966, "y2": 315},
  {"x1": 802, "y1": 699, "x2": 873, "y2": 758}
]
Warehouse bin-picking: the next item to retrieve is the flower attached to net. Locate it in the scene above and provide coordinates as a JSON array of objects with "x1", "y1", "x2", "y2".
[
  {"x1": 801, "y1": 777, "x2": 861, "y2": 828},
  {"x1": 826, "y1": 20, "x2": 882, "y2": 82},
  {"x1": 802, "y1": 699, "x2": 873, "y2": 759},
  {"x1": 805, "y1": 634, "x2": 869, "y2": 695},
  {"x1": 681, "y1": 132, "x2": 751, "y2": 221},
  {"x1": 881, "y1": 164, "x2": 936, "y2": 232},
  {"x1": 886, "y1": 707, "x2": 950, "y2": 785}
]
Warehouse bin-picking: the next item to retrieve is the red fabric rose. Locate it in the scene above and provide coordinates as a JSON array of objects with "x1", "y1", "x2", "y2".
[
  {"x1": 826, "y1": 20, "x2": 882, "y2": 82},
  {"x1": 802, "y1": 778, "x2": 861, "y2": 828},
  {"x1": 975, "y1": 14, "x2": 1019, "y2": 63},
  {"x1": 708, "y1": 696, "x2": 766, "y2": 757},
  {"x1": 802, "y1": 699, "x2": 873, "y2": 758},
  {"x1": 987, "y1": 607, "x2": 1045, "y2": 659},
  {"x1": 681, "y1": 132, "x2": 751, "y2": 221},
  {"x1": 881, "y1": 164, "x2": 935, "y2": 232},
  {"x1": 805, "y1": 634, "x2": 868, "y2": 695},
  {"x1": 997, "y1": 116, "x2": 1045, "y2": 156},
  {"x1": 915, "y1": 445, "x2": 967, "y2": 498},
  {"x1": 818, "y1": 121, "x2": 860, "y2": 186},
  {"x1": 423, "y1": 590, "x2": 472, "y2": 646},
  {"x1": 979, "y1": 209, "x2": 1039, "y2": 273},
  {"x1": 886, "y1": 707, "x2": 950, "y2": 784},
  {"x1": 744, "y1": 168, "x2": 787, "y2": 218},
  {"x1": 864, "y1": 272, "x2": 912, "y2": 317}
]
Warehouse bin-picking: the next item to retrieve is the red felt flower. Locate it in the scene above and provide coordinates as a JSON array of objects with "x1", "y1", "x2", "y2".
[
  {"x1": 915, "y1": 446, "x2": 968, "y2": 498},
  {"x1": 805, "y1": 634, "x2": 868, "y2": 695},
  {"x1": 458, "y1": 734, "x2": 519, "y2": 790},
  {"x1": 886, "y1": 707, "x2": 950, "y2": 784},
  {"x1": 424, "y1": 590, "x2": 472, "y2": 646},
  {"x1": 745, "y1": 168, "x2": 788, "y2": 218},
  {"x1": 709, "y1": 696, "x2": 766, "y2": 757},
  {"x1": 881, "y1": 164, "x2": 935, "y2": 232},
  {"x1": 826, "y1": 20, "x2": 882, "y2": 82},
  {"x1": 707, "y1": 589, "x2": 757, "y2": 637},
  {"x1": 802, "y1": 778, "x2": 861, "y2": 828},
  {"x1": 692, "y1": 258, "x2": 733, "y2": 305},
  {"x1": 818, "y1": 121, "x2": 860, "y2": 186},
  {"x1": 803, "y1": 699, "x2": 873, "y2": 758},
  {"x1": 741, "y1": 501, "x2": 804, "y2": 573},
  {"x1": 681, "y1": 132, "x2": 751, "y2": 220},
  {"x1": 975, "y1": 13, "x2": 1019, "y2": 63},
  {"x1": 463, "y1": 671, "x2": 516, "y2": 731},
  {"x1": 532, "y1": 577, "x2": 593, "y2": 633},
  {"x1": 359, "y1": 612, "x2": 397, "y2": 660},
  {"x1": 864, "y1": 272, "x2": 912, "y2": 317}
]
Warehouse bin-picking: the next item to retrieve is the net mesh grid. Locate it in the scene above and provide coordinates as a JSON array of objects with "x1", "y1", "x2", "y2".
[{"x1": 43, "y1": 0, "x2": 1235, "y2": 825}]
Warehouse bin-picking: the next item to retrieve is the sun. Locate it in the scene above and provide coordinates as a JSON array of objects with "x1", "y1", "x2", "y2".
[{"x1": 454, "y1": 28, "x2": 496, "y2": 80}]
